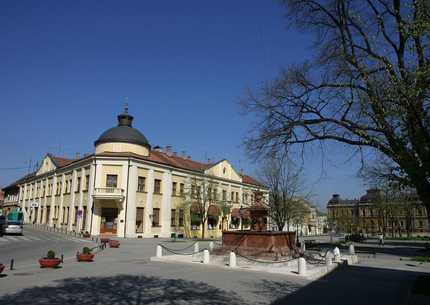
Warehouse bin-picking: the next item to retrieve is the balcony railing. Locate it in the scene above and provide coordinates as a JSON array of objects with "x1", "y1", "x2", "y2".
[{"x1": 93, "y1": 187, "x2": 125, "y2": 201}]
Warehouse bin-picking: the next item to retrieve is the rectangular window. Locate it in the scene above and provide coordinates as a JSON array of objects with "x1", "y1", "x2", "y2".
[
  {"x1": 244, "y1": 193, "x2": 248, "y2": 203},
  {"x1": 106, "y1": 175, "x2": 118, "y2": 188},
  {"x1": 179, "y1": 183, "x2": 184, "y2": 196},
  {"x1": 191, "y1": 185, "x2": 196, "y2": 197},
  {"x1": 171, "y1": 209, "x2": 176, "y2": 226},
  {"x1": 85, "y1": 175, "x2": 90, "y2": 190},
  {"x1": 76, "y1": 177, "x2": 81, "y2": 192},
  {"x1": 136, "y1": 207, "x2": 144, "y2": 233},
  {"x1": 236, "y1": 192, "x2": 239, "y2": 203},
  {"x1": 152, "y1": 208, "x2": 160, "y2": 226},
  {"x1": 222, "y1": 190, "x2": 227, "y2": 201},
  {"x1": 137, "y1": 176, "x2": 146, "y2": 192},
  {"x1": 231, "y1": 192, "x2": 234, "y2": 202},
  {"x1": 172, "y1": 182, "x2": 177, "y2": 195},
  {"x1": 179, "y1": 209, "x2": 184, "y2": 226},
  {"x1": 154, "y1": 179, "x2": 161, "y2": 194}
]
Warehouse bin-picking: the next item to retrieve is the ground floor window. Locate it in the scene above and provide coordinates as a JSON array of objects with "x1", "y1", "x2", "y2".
[
  {"x1": 171, "y1": 209, "x2": 176, "y2": 226},
  {"x1": 179, "y1": 209, "x2": 184, "y2": 227},
  {"x1": 230, "y1": 217, "x2": 240, "y2": 229},
  {"x1": 152, "y1": 208, "x2": 160, "y2": 227},
  {"x1": 190, "y1": 212, "x2": 201, "y2": 230},
  {"x1": 208, "y1": 215, "x2": 218, "y2": 230},
  {"x1": 136, "y1": 207, "x2": 144, "y2": 233}
]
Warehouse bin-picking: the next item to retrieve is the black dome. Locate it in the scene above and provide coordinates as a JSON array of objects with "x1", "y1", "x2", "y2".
[{"x1": 95, "y1": 110, "x2": 151, "y2": 148}]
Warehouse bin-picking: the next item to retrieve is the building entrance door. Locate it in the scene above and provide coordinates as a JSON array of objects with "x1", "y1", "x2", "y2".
[{"x1": 100, "y1": 208, "x2": 118, "y2": 234}]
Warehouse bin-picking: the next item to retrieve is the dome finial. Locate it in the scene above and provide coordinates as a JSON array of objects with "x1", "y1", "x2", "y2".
[{"x1": 124, "y1": 97, "x2": 129, "y2": 114}]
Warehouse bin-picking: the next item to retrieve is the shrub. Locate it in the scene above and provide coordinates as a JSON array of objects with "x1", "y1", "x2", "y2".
[
  {"x1": 47, "y1": 250, "x2": 56, "y2": 259},
  {"x1": 82, "y1": 247, "x2": 92, "y2": 255}
]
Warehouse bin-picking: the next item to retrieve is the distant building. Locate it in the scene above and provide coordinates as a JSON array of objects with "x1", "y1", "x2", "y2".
[
  {"x1": 283, "y1": 200, "x2": 328, "y2": 236},
  {"x1": 2, "y1": 107, "x2": 267, "y2": 238},
  {"x1": 327, "y1": 189, "x2": 429, "y2": 235}
]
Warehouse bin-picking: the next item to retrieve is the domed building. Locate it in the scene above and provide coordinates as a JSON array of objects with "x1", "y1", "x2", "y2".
[{"x1": 6, "y1": 107, "x2": 267, "y2": 238}]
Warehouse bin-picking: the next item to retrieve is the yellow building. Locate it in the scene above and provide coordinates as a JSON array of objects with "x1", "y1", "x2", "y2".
[{"x1": 3, "y1": 107, "x2": 266, "y2": 238}]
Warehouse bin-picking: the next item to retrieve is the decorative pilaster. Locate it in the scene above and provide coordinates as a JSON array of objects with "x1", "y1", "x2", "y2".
[
  {"x1": 125, "y1": 165, "x2": 138, "y2": 238},
  {"x1": 68, "y1": 170, "x2": 77, "y2": 231},
  {"x1": 86, "y1": 163, "x2": 96, "y2": 233},
  {"x1": 77, "y1": 168, "x2": 85, "y2": 231},
  {"x1": 143, "y1": 169, "x2": 154, "y2": 237},
  {"x1": 48, "y1": 175, "x2": 57, "y2": 227},
  {"x1": 160, "y1": 171, "x2": 172, "y2": 237},
  {"x1": 58, "y1": 174, "x2": 66, "y2": 228}
]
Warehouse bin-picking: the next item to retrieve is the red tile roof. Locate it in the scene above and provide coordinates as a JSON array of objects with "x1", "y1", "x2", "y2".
[
  {"x1": 49, "y1": 154, "x2": 75, "y2": 167},
  {"x1": 147, "y1": 150, "x2": 213, "y2": 172}
]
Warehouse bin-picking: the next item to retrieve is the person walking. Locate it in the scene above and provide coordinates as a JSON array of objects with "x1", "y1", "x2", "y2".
[{"x1": 378, "y1": 233, "x2": 384, "y2": 246}]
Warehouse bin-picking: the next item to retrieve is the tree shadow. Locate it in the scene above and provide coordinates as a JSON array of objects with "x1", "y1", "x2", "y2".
[
  {"x1": 243, "y1": 279, "x2": 303, "y2": 305},
  {"x1": 270, "y1": 265, "x2": 429, "y2": 305},
  {"x1": 0, "y1": 274, "x2": 245, "y2": 305}
]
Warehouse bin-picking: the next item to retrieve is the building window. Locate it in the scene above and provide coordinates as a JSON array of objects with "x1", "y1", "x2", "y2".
[
  {"x1": 172, "y1": 182, "x2": 177, "y2": 196},
  {"x1": 137, "y1": 176, "x2": 146, "y2": 192},
  {"x1": 152, "y1": 208, "x2": 160, "y2": 227},
  {"x1": 222, "y1": 190, "x2": 227, "y2": 201},
  {"x1": 76, "y1": 177, "x2": 81, "y2": 192},
  {"x1": 191, "y1": 185, "x2": 196, "y2": 197},
  {"x1": 244, "y1": 193, "x2": 248, "y2": 203},
  {"x1": 171, "y1": 209, "x2": 176, "y2": 226},
  {"x1": 136, "y1": 207, "x2": 144, "y2": 233},
  {"x1": 179, "y1": 183, "x2": 184, "y2": 196},
  {"x1": 154, "y1": 179, "x2": 161, "y2": 194},
  {"x1": 85, "y1": 175, "x2": 90, "y2": 190},
  {"x1": 231, "y1": 192, "x2": 234, "y2": 202},
  {"x1": 179, "y1": 209, "x2": 184, "y2": 226},
  {"x1": 235, "y1": 192, "x2": 239, "y2": 203},
  {"x1": 106, "y1": 175, "x2": 118, "y2": 188}
]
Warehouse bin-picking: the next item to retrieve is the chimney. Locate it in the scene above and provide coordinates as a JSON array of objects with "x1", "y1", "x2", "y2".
[
  {"x1": 165, "y1": 145, "x2": 173, "y2": 156},
  {"x1": 153, "y1": 145, "x2": 162, "y2": 152},
  {"x1": 75, "y1": 152, "x2": 81, "y2": 159}
]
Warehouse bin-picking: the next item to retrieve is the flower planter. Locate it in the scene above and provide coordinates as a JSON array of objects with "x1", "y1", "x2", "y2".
[
  {"x1": 39, "y1": 258, "x2": 61, "y2": 268},
  {"x1": 77, "y1": 253, "x2": 94, "y2": 262},
  {"x1": 109, "y1": 240, "x2": 120, "y2": 248},
  {"x1": 0, "y1": 263, "x2": 5, "y2": 274}
]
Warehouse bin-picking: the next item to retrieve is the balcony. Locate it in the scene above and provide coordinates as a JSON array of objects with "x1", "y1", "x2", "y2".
[{"x1": 93, "y1": 187, "x2": 125, "y2": 202}]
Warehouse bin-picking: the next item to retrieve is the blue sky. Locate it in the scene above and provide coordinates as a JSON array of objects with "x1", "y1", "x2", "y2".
[{"x1": 0, "y1": 0, "x2": 366, "y2": 209}]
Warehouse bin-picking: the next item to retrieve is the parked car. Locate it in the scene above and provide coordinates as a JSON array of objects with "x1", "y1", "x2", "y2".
[
  {"x1": 0, "y1": 215, "x2": 5, "y2": 236},
  {"x1": 4, "y1": 220, "x2": 23, "y2": 235}
]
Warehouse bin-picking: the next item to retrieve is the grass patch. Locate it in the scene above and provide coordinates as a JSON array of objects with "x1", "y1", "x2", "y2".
[
  {"x1": 411, "y1": 256, "x2": 430, "y2": 263},
  {"x1": 412, "y1": 276, "x2": 430, "y2": 296}
]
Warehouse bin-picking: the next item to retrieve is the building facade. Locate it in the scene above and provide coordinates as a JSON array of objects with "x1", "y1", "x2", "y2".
[
  {"x1": 2, "y1": 108, "x2": 266, "y2": 238},
  {"x1": 327, "y1": 189, "x2": 429, "y2": 236}
]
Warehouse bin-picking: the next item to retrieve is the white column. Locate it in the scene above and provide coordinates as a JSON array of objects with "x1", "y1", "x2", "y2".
[
  {"x1": 49, "y1": 175, "x2": 57, "y2": 227},
  {"x1": 143, "y1": 169, "x2": 154, "y2": 237},
  {"x1": 36, "y1": 182, "x2": 42, "y2": 224},
  {"x1": 125, "y1": 165, "x2": 138, "y2": 238},
  {"x1": 41, "y1": 179, "x2": 48, "y2": 224},
  {"x1": 90, "y1": 163, "x2": 103, "y2": 235},
  {"x1": 160, "y1": 171, "x2": 172, "y2": 237},
  {"x1": 58, "y1": 174, "x2": 66, "y2": 228},
  {"x1": 86, "y1": 163, "x2": 96, "y2": 233},
  {"x1": 22, "y1": 184, "x2": 29, "y2": 222},
  {"x1": 77, "y1": 168, "x2": 85, "y2": 231},
  {"x1": 68, "y1": 170, "x2": 77, "y2": 231}
]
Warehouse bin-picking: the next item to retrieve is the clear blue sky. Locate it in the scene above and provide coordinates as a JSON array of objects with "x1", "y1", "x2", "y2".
[{"x1": 0, "y1": 0, "x2": 366, "y2": 209}]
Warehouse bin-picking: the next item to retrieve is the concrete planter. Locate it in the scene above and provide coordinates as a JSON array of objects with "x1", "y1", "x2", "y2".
[
  {"x1": 39, "y1": 258, "x2": 61, "y2": 268},
  {"x1": 77, "y1": 253, "x2": 94, "y2": 262},
  {"x1": 109, "y1": 240, "x2": 120, "y2": 248},
  {"x1": 0, "y1": 263, "x2": 5, "y2": 274}
]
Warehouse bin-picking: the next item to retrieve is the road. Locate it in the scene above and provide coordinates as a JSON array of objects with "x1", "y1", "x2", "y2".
[{"x1": 0, "y1": 225, "x2": 96, "y2": 268}]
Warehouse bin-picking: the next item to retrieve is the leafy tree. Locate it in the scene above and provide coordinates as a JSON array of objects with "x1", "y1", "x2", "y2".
[{"x1": 242, "y1": 0, "x2": 430, "y2": 222}]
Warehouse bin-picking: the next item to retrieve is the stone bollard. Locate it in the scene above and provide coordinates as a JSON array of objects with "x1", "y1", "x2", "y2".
[
  {"x1": 349, "y1": 244, "x2": 355, "y2": 255},
  {"x1": 325, "y1": 255, "x2": 333, "y2": 266},
  {"x1": 301, "y1": 242, "x2": 306, "y2": 252},
  {"x1": 209, "y1": 241, "x2": 214, "y2": 252},
  {"x1": 229, "y1": 251, "x2": 237, "y2": 268},
  {"x1": 156, "y1": 245, "x2": 163, "y2": 258},
  {"x1": 203, "y1": 250, "x2": 210, "y2": 264},
  {"x1": 333, "y1": 247, "x2": 341, "y2": 263},
  {"x1": 298, "y1": 257, "x2": 307, "y2": 275},
  {"x1": 194, "y1": 242, "x2": 199, "y2": 253}
]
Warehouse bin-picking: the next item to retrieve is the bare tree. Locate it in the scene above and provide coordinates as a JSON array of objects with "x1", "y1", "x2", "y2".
[
  {"x1": 258, "y1": 154, "x2": 309, "y2": 231},
  {"x1": 181, "y1": 177, "x2": 228, "y2": 240},
  {"x1": 242, "y1": 0, "x2": 430, "y2": 222}
]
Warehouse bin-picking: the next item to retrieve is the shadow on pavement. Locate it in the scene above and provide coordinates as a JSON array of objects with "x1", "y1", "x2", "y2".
[
  {"x1": 0, "y1": 274, "x2": 244, "y2": 305},
  {"x1": 271, "y1": 265, "x2": 429, "y2": 305}
]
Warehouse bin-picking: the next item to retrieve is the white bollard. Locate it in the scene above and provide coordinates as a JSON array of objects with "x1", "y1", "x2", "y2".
[
  {"x1": 229, "y1": 251, "x2": 237, "y2": 268},
  {"x1": 325, "y1": 255, "x2": 332, "y2": 266},
  {"x1": 333, "y1": 247, "x2": 341, "y2": 262},
  {"x1": 194, "y1": 242, "x2": 199, "y2": 253},
  {"x1": 209, "y1": 241, "x2": 214, "y2": 252},
  {"x1": 156, "y1": 245, "x2": 162, "y2": 258},
  {"x1": 203, "y1": 249, "x2": 210, "y2": 264},
  {"x1": 301, "y1": 242, "x2": 306, "y2": 252},
  {"x1": 298, "y1": 257, "x2": 307, "y2": 275},
  {"x1": 349, "y1": 244, "x2": 355, "y2": 255}
]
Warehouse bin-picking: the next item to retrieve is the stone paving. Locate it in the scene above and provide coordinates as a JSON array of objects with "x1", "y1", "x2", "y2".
[{"x1": 0, "y1": 237, "x2": 429, "y2": 305}]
